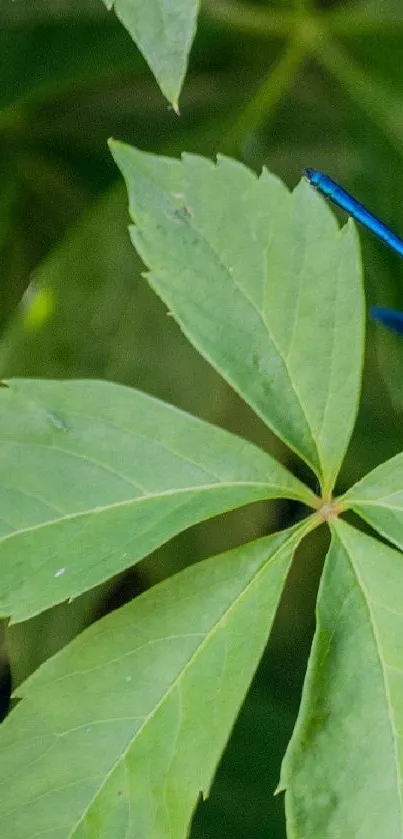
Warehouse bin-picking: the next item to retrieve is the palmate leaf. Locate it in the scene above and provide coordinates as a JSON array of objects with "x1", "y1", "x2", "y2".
[
  {"x1": 0, "y1": 378, "x2": 311, "y2": 624},
  {"x1": 280, "y1": 519, "x2": 403, "y2": 838},
  {"x1": 101, "y1": 0, "x2": 200, "y2": 107},
  {"x1": 342, "y1": 452, "x2": 403, "y2": 551},
  {"x1": 0, "y1": 520, "x2": 312, "y2": 839},
  {"x1": 110, "y1": 142, "x2": 364, "y2": 495}
]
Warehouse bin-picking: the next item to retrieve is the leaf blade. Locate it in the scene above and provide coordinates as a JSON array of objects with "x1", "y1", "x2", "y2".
[
  {"x1": 110, "y1": 142, "x2": 364, "y2": 491},
  {"x1": 0, "y1": 522, "x2": 310, "y2": 839},
  {"x1": 0, "y1": 378, "x2": 311, "y2": 622},
  {"x1": 280, "y1": 519, "x2": 403, "y2": 838},
  {"x1": 101, "y1": 0, "x2": 200, "y2": 106},
  {"x1": 342, "y1": 452, "x2": 403, "y2": 551}
]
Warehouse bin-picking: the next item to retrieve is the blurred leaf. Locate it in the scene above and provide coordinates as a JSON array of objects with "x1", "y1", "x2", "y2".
[
  {"x1": 0, "y1": 377, "x2": 312, "y2": 623},
  {"x1": 2, "y1": 0, "x2": 104, "y2": 21},
  {"x1": 110, "y1": 142, "x2": 364, "y2": 494},
  {"x1": 372, "y1": 324, "x2": 403, "y2": 414},
  {"x1": 102, "y1": 0, "x2": 200, "y2": 107},
  {"x1": 0, "y1": 23, "x2": 141, "y2": 112},
  {"x1": 0, "y1": 174, "x2": 29, "y2": 329},
  {"x1": 280, "y1": 519, "x2": 403, "y2": 838},
  {"x1": 0, "y1": 186, "x2": 213, "y2": 401},
  {"x1": 342, "y1": 451, "x2": 403, "y2": 550},
  {"x1": 0, "y1": 521, "x2": 310, "y2": 839},
  {"x1": 5, "y1": 583, "x2": 109, "y2": 689}
]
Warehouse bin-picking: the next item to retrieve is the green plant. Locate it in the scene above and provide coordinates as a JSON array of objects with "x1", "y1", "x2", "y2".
[
  {"x1": 2, "y1": 2, "x2": 403, "y2": 838},
  {"x1": 1, "y1": 141, "x2": 403, "y2": 837}
]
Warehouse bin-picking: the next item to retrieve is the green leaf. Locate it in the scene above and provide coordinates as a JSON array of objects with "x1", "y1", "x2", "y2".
[
  {"x1": 342, "y1": 452, "x2": 403, "y2": 551},
  {"x1": 0, "y1": 521, "x2": 310, "y2": 839},
  {"x1": 0, "y1": 378, "x2": 312, "y2": 623},
  {"x1": 279, "y1": 519, "x2": 403, "y2": 838},
  {"x1": 110, "y1": 142, "x2": 364, "y2": 494},
  {"x1": 101, "y1": 0, "x2": 200, "y2": 107}
]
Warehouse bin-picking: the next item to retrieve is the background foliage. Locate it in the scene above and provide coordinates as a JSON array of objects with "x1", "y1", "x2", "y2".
[{"x1": 1, "y1": 1, "x2": 403, "y2": 836}]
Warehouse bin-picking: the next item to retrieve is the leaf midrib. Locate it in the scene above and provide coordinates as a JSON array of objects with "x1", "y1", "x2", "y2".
[{"x1": 0, "y1": 479, "x2": 295, "y2": 547}]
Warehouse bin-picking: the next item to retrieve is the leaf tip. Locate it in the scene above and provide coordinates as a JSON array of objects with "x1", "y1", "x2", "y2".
[{"x1": 274, "y1": 769, "x2": 287, "y2": 796}]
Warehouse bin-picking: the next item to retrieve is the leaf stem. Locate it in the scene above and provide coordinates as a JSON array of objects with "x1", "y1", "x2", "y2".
[
  {"x1": 203, "y1": 0, "x2": 295, "y2": 37},
  {"x1": 222, "y1": 38, "x2": 307, "y2": 154},
  {"x1": 293, "y1": 0, "x2": 315, "y2": 12},
  {"x1": 205, "y1": 1, "x2": 403, "y2": 38},
  {"x1": 324, "y1": 9, "x2": 403, "y2": 34},
  {"x1": 312, "y1": 35, "x2": 403, "y2": 157}
]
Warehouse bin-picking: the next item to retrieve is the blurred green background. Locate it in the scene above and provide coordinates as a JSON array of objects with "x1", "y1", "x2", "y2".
[{"x1": 1, "y1": 1, "x2": 403, "y2": 836}]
